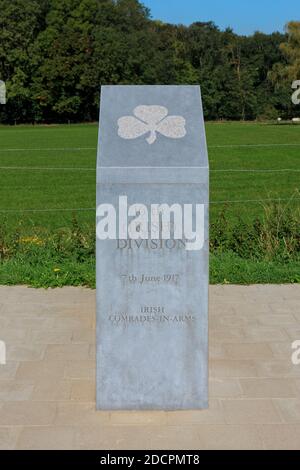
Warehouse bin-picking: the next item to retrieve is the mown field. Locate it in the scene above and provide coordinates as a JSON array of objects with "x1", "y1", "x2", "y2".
[{"x1": 0, "y1": 122, "x2": 299, "y2": 287}]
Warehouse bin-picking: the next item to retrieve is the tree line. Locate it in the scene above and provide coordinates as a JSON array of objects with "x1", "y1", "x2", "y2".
[{"x1": 0, "y1": 0, "x2": 299, "y2": 124}]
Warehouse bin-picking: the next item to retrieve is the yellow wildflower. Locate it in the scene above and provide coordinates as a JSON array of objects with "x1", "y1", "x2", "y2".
[{"x1": 19, "y1": 236, "x2": 44, "y2": 246}]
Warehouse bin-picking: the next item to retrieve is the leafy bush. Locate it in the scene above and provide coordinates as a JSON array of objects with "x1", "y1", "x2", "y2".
[
  {"x1": 0, "y1": 200, "x2": 299, "y2": 287},
  {"x1": 210, "y1": 198, "x2": 300, "y2": 262}
]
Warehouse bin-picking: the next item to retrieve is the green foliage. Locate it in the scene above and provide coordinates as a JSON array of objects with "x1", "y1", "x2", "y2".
[
  {"x1": 210, "y1": 252, "x2": 300, "y2": 285},
  {"x1": 0, "y1": 199, "x2": 299, "y2": 287},
  {"x1": 0, "y1": 0, "x2": 295, "y2": 123},
  {"x1": 210, "y1": 197, "x2": 300, "y2": 262},
  {"x1": 0, "y1": 216, "x2": 96, "y2": 287}
]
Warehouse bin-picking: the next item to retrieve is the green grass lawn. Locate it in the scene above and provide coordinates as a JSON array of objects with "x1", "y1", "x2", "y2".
[{"x1": 0, "y1": 121, "x2": 299, "y2": 286}]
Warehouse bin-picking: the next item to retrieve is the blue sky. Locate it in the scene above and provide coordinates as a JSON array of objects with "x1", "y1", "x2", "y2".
[{"x1": 142, "y1": 0, "x2": 299, "y2": 35}]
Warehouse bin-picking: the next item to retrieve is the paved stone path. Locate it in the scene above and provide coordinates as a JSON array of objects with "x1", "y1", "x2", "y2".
[{"x1": 0, "y1": 285, "x2": 299, "y2": 450}]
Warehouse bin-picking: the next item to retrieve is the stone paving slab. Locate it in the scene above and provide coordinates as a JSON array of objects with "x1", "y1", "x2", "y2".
[{"x1": 0, "y1": 285, "x2": 299, "y2": 450}]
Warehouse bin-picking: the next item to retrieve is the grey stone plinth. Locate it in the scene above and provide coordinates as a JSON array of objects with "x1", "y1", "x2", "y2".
[{"x1": 96, "y1": 85, "x2": 209, "y2": 410}]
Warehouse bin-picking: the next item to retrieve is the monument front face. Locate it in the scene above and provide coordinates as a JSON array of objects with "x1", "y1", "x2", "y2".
[{"x1": 96, "y1": 85, "x2": 209, "y2": 410}]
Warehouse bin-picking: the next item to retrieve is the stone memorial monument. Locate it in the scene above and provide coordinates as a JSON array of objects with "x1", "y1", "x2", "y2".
[{"x1": 96, "y1": 85, "x2": 209, "y2": 410}]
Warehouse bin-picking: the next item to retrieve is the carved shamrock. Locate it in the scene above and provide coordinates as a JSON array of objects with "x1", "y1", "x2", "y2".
[{"x1": 117, "y1": 105, "x2": 186, "y2": 145}]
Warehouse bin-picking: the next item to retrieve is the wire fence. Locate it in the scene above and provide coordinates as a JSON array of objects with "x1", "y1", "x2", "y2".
[
  {"x1": 0, "y1": 166, "x2": 299, "y2": 173},
  {"x1": 0, "y1": 166, "x2": 96, "y2": 171},
  {"x1": 0, "y1": 144, "x2": 299, "y2": 213},
  {"x1": 0, "y1": 143, "x2": 300, "y2": 152},
  {"x1": 0, "y1": 197, "x2": 299, "y2": 213},
  {"x1": 0, "y1": 147, "x2": 96, "y2": 152}
]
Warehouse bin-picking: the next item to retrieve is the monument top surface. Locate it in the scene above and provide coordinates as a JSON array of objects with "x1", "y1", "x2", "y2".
[{"x1": 97, "y1": 86, "x2": 208, "y2": 183}]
